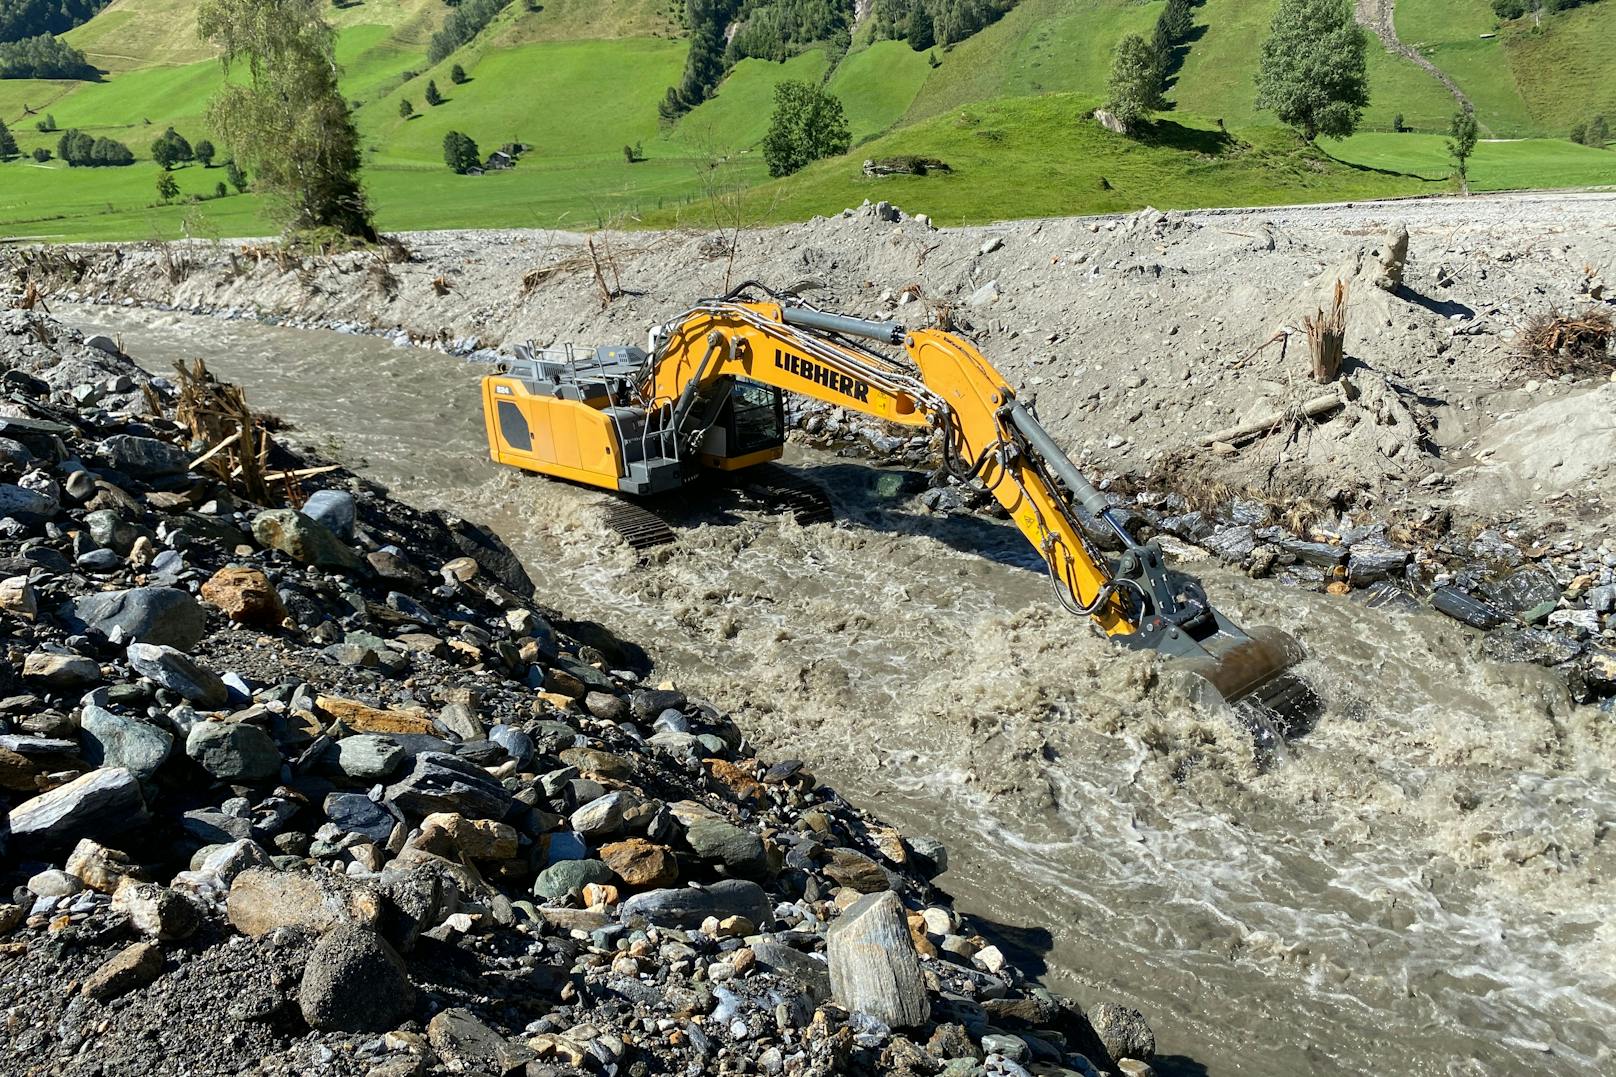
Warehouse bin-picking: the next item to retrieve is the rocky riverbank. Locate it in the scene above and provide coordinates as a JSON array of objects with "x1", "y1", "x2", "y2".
[{"x1": 0, "y1": 309, "x2": 1161, "y2": 1076}]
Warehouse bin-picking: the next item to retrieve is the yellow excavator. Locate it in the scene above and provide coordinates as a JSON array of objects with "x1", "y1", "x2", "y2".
[{"x1": 482, "y1": 283, "x2": 1308, "y2": 712}]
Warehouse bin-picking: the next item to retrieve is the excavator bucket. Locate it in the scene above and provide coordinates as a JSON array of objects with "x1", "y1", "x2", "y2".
[{"x1": 1168, "y1": 624, "x2": 1316, "y2": 731}]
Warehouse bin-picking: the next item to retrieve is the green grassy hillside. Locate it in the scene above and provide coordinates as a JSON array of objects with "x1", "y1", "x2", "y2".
[
  {"x1": 649, "y1": 94, "x2": 1441, "y2": 227},
  {"x1": 1395, "y1": 0, "x2": 1616, "y2": 137},
  {"x1": 1501, "y1": 4, "x2": 1616, "y2": 136},
  {"x1": 1328, "y1": 129, "x2": 1616, "y2": 186},
  {"x1": 0, "y1": 0, "x2": 1611, "y2": 241}
]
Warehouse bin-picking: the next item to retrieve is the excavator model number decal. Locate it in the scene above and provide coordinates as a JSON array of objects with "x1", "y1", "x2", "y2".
[{"x1": 773, "y1": 348, "x2": 870, "y2": 403}]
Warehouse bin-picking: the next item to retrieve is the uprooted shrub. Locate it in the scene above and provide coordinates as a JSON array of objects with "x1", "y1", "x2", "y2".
[
  {"x1": 862, "y1": 155, "x2": 953, "y2": 177},
  {"x1": 1517, "y1": 306, "x2": 1614, "y2": 375}
]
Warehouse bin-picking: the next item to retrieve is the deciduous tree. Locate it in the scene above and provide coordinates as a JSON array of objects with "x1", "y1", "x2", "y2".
[
  {"x1": 196, "y1": 0, "x2": 374, "y2": 239},
  {"x1": 1447, "y1": 108, "x2": 1478, "y2": 189},
  {"x1": 152, "y1": 126, "x2": 193, "y2": 169},
  {"x1": 761, "y1": 79, "x2": 850, "y2": 178},
  {"x1": 1105, "y1": 34, "x2": 1165, "y2": 134},
  {"x1": 1254, "y1": 0, "x2": 1369, "y2": 142}
]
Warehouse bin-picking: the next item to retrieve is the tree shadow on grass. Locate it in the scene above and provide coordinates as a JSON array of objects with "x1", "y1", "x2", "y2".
[
  {"x1": 1312, "y1": 141, "x2": 1447, "y2": 182},
  {"x1": 1159, "y1": 23, "x2": 1210, "y2": 96},
  {"x1": 1132, "y1": 118, "x2": 1239, "y2": 156}
]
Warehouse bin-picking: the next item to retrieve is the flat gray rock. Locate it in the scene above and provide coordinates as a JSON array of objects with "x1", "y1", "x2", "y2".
[
  {"x1": 8, "y1": 767, "x2": 149, "y2": 851},
  {"x1": 66, "y1": 587, "x2": 206, "y2": 650},
  {"x1": 127, "y1": 642, "x2": 228, "y2": 708},
  {"x1": 618, "y1": 880, "x2": 771, "y2": 930}
]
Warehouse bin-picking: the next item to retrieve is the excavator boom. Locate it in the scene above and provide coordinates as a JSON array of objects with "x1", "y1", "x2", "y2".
[{"x1": 481, "y1": 285, "x2": 1309, "y2": 713}]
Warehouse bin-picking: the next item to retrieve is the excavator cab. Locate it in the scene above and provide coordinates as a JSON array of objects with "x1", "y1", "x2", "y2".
[{"x1": 697, "y1": 380, "x2": 786, "y2": 471}]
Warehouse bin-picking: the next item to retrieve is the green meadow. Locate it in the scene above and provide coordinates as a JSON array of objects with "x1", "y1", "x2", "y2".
[{"x1": 0, "y1": 0, "x2": 1611, "y2": 242}]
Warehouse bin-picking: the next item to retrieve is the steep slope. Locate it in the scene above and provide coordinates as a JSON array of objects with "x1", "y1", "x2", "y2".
[{"x1": 1498, "y1": 3, "x2": 1616, "y2": 135}]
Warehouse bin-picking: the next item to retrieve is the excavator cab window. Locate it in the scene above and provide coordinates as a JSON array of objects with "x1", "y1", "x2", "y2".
[{"x1": 725, "y1": 380, "x2": 785, "y2": 457}]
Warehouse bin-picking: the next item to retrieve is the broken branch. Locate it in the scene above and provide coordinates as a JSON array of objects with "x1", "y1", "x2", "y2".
[{"x1": 1199, "y1": 380, "x2": 1358, "y2": 447}]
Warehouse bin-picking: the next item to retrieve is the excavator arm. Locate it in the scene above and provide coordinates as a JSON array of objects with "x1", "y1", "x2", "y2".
[
  {"x1": 632, "y1": 288, "x2": 1308, "y2": 710},
  {"x1": 638, "y1": 297, "x2": 1134, "y2": 634}
]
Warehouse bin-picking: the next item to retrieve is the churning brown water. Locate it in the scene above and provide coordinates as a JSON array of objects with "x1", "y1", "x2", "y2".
[{"x1": 67, "y1": 305, "x2": 1616, "y2": 1077}]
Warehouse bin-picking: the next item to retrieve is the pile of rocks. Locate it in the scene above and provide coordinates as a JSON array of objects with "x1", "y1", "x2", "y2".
[
  {"x1": 0, "y1": 310, "x2": 1159, "y2": 1076},
  {"x1": 1127, "y1": 491, "x2": 1616, "y2": 706}
]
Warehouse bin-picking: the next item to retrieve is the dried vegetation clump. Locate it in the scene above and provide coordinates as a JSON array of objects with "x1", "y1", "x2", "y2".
[{"x1": 1516, "y1": 306, "x2": 1613, "y2": 376}]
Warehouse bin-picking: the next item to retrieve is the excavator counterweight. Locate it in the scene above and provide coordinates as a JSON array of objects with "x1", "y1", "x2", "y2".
[{"x1": 481, "y1": 284, "x2": 1309, "y2": 714}]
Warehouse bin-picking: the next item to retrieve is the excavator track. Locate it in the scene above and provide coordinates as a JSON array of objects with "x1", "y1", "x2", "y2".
[
  {"x1": 735, "y1": 465, "x2": 835, "y2": 526},
  {"x1": 603, "y1": 499, "x2": 676, "y2": 553}
]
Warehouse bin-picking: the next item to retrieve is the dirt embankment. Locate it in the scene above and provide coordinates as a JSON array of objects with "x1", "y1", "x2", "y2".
[{"x1": 9, "y1": 192, "x2": 1614, "y2": 535}]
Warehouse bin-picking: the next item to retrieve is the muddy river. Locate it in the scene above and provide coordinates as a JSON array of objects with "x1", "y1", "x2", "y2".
[{"x1": 65, "y1": 305, "x2": 1616, "y2": 1077}]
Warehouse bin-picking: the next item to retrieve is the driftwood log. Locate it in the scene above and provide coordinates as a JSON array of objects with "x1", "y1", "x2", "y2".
[
  {"x1": 1199, "y1": 378, "x2": 1358, "y2": 448},
  {"x1": 172, "y1": 357, "x2": 275, "y2": 505}
]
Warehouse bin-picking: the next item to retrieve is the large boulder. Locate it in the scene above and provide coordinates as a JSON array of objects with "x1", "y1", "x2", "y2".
[
  {"x1": 127, "y1": 643, "x2": 228, "y2": 708},
  {"x1": 0, "y1": 484, "x2": 58, "y2": 517},
  {"x1": 334, "y1": 735, "x2": 405, "y2": 781},
  {"x1": 618, "y1": 880, "x2": 771, "y2": 930},
  {"x1": 1088, "y1": 1002, "x2": 1156, "y2": 1062},
  {"x1": 569, "y1": 789, "x2": 640, "y2": 838},
  {"x1": 324, "y1": 792, "x2": 403, "y2": 844},
  {"x1": 436, "y1": 514, "x2": 534, "y2": 597},
  {"x1": 684, "y1": 816, "x2": 771, "y2": 879},
  {"x1": 22, "y1": 651, "x2": 101, "y2": 692},
  {"x1": 8, "y1": 767, "x2": 149, "y2": 851},
  {"x1": 100, "y1": 434, "x2": 191, "y2": 477},
  {"x1": 65, "y1": 587, "x2": 207, "y2": 650},
  {"x1": 826, "y1": 890, "x2": 930, "y2": 1028},
  {"x1": 751, "y1": 941, "x2": 832, "y2": 1004},
  {"x1": 823, "y1": 847, "x2": 891, "y2": 893},
  {"x1": 251, "y1": 509, "x2": 360, "y2": 570},
  {"x1": 385, "y1": 751, "x2": 509, "y2": 820},
  {"x1": 79, "y1": 705, "x2": 173, "y2": 782},
  {"x1": 298, "y1": 924, "x2": 415, "y2": 1032},
  {"x1": 227, "y1": 867, "x2": 382, "y2": 937},
  {"x1": 300, "y1": 489, "x2": 356, "y2": 541},
  {"x1": 113, "y1": 881, "x2": 201, "y2": 942},
  {"x1": 185, "y1": 721, "x2": 282, "y2": 783},
  {"x1": 533, "y1": 859, "x2": 614, "y2": 902},
  {"x1": 600, "y1": 839, "x2": 678, "y2": 889},
  {"x1": 200, "y1": 565, "x2": 287, "y2": 627}
]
